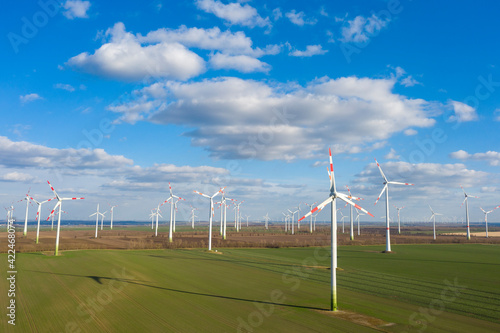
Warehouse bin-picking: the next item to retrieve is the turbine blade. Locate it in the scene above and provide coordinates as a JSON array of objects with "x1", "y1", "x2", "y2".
[
  {"x1": 374, "y1": 159, "x2": 388, "y2": 182},
  {"x1": 194, "y1": 190, "x2": 210, "y2": 199},
  {"x1": 299, "y1": 196, "x2": 333, "y2": 222},
  {"x1": 374, "y1": 184, "x2": 387, "y2": 205},
  {"x1": 389, "y1": 181, "x2": 414, "y2": 186},
  {"x1": 337, "y1": 192, "x2": 374, "y2": 217},
  {"x1": 46, "y1": 201, "x2": 61, "y2": 221},
  {"x1": 47, "y1": 180, "x2": 60, "y2": 200}
]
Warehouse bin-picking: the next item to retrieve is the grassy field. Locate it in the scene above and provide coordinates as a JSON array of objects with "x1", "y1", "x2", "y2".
[{"x1": 1, "y1": 244, "x2": 499, "y2": 332}]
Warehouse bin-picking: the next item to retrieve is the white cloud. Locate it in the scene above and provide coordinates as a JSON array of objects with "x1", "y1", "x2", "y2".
[
  {"x1": 54, "y1": 83, "x2": 75, "y2": 92},
  {"x1": 63, "y1": 0, "x2": 91, "y2": 19},
  {"x1": 0, "y1": 136, "x2": 133, "y2": 170},
  {"x1": 285, "y1": 10, "x2": 317, "y2": 26},
  {"x1": 481, "y1": 186, "x2": 497, "y2": 193},
  {"x1": 400, "y1": 75, "x2": 422, "y2": 87},
  {"x1": 195, "y1": 0, "x2": 271, "y2": 28},
  {"x1": 447, "y1": 100, "x2": 478, "y2": 122},
  {"x1": 108, "y1": 76, "x2": 436, "y2": 160},
  {"x1": 272, "y1": 8, "x2": 282, "y2": 21},
  {"x1": 341, "y1": 14, "x2": 389, "y2": 42},
  {"x1": 66, "y1": 22, "x2": 206, "y2": 81},
  {"x1": 0, "y1": 172, "x2": 35, "y2": 183},
  {"x1": 384, "y1": 148, "x2": 400, "y2": 160},
  {"x1": 138, "y1": 25, "x2": 280, "y2": 57},
  {"x1": 20, "y1": 93, "x2": 42, "y2": 104},
  {"x1": 450, "y1": 150, "x2": 500, "y2": 166},
  {"x1": 404, "y1": 129, "x2": 417, "y2": 136},
  {"x1": 209, "y1": 53, "x2": 270, "y2": 73},
  {"x1": 320, "y1": 7, "x2": 328, "y2": 17},
  {"x1": 289, "y1": 45, "x2": 327, "y2": 57}
]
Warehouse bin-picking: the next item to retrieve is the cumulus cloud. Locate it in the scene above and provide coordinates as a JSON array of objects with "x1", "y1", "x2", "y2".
[
  {"x1": 0, "y1": 136, "x2": 133, "y2": 170},
  {"x1": 195, "y1": 0, "x2": 271, "y2": 28},
  {"x1": 447, "y1": 100, "x2": 478, "y2": 122},
  {"x1": 341, "y1": 14, "x2": 389, "y2": 42},
  {"x1": 66, "y1": 22, "x2": 206, "y2": 81},
  {"x1": 20, "y1": 93, "x2": 42, "y2": 104},
  {"x1": 450, "y1": 150, "x2": 500, "y2": 166},
  {"x1": 400, "y1": 76, "x2": 422, "y2": 87},
  {"x1": 108, "y1": 76, "x2": 436, "y2": 160},
  {"x1": 0, "y1": 172, "x2": 36, "y2": 183},
  {"x1": 404, "y1": 129, "x2": 417, "y2": 136},
  {"x1": 289, "y1": 45, "x2": 328, "y2": 57},
  {"x1": 209, "y1": 53, "x2": 270, "y2": 73},
  {"x1": 384, "y1": 148, "x2": 400, "y2": 160},
  {"x1": 63, "y1": 0, "x2": 91, "y2": 19},
  {"x1": 285, "y1": 10, "x2": 317, "y2": 26},
  {"x1": 138, "y1": 25, "x2": 280, "y2": 57}
]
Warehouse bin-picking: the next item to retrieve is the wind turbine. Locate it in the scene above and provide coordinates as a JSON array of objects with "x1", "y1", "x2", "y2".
[
  {"x1": 337, "y1": 209, "x2": 347, "y2": 234},
  {"x1": 428, "y1": 205, "x2": 442, "y2": 240},
  {"x1": 173, "y1": 197, "x2": 185, "y2": 233},
  {"x1": 393, "y1": 205, "x2": 404, "y2": 234},
  {"x1": 100, "y1": 210, "x2": 107, "y2": 230},
  {"x1": 304, "y1": 202, "x2": 317, "y2": 233},
  {"x1": 194, "y1": 187, "x2": 225, "y2": 251},
  {"x1": 263, "y1": 213, "x2": 270, "y2": 230},
  {"x1": 480, "y1": 205, "x2": 499, "y2": 238},
  {"x1": 108, "y1": 204, "x2": 117, "y2": 230},
  {"x1": 299, "y1": 148, "x2": 373, "y2": 311},
  {"x1": 287, "y1": 208, "x2": 298, "y2": 234},
  {"x1": 149, "y1": 209, "x2": 155, "y2": 229},
  {"x1": 374, "y1": 159, "x2": 414, "y2": 252},
  {"x1": 282, "y1": 212, "x2": 289, "y2": 232},
  {"x1": 90, "y1": 204, "x2": 105, "y2": 238},
  {"x1": 32, "y1": 196, "x2": 56, "y2": 244},
  {"x1": 152, "y1": 204, "x2": 163, "y2": 237},
  {"x1": 346, "y1": 186, "x2": 362, "y2": 240},
  {"x1": 165, "y1": 182, "x2": 184, "y2": 242},
  {"x1": 355, "y1": 209, "x2": 365, "y2": 236},
  {"x1": 235, "y1": 201, "x2": 244, "y2": 232},
  {"x1": 460, "y1": 185, "x2": 479, "y2": 240},
  {"x1": 190, "y1": 206, "x2": 198, "y2": 229},
  {"x1": 18, "y1": 188, "x2": 32, "y2": 236},
  {"x1": 46, "y1": 181, "x2": 84, "y2": 256},
  {"x1": 245, "y1": 214, "x2": 250, "y2": 227}
]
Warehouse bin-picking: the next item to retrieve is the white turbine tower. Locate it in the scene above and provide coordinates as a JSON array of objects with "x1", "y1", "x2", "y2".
[
  {"x1": 337, "y1": 209, "x2": 347, "y2": 233},
  {"x1": 374, "y1": 159, "x2": 414, "y2": 253},
  {"x1": 100, "y1": 210, "x2": 107, "y2": 230},
  {"x1": 460, "y1": 185, "x2": 479, "y2": 240},
  {"x1": 393, "y1": 205, "x2": 405, "y2": 234},
  {"x1": 346, "y1": 186, "x2": 362, "y2": 240},
  {"x1": 480, "y1": 205, "x2": 499, "y2": 238},
  {"x1": 299, "y1": 148, "x2": 373, "y2": 311},
  {"x1": 46, "y1": 181, "x2": 84, "y2": 256},
  {"x1": 428, "y1": 205, "x2": 442, "y2": 240},
  {"x1": 235, "y1": 201, "x2": 245, "y2": 232},
  {"x1": 109, "y1": 204, "x2": 117, "y2": 230},
  {"x1": 90, "y1": 204, "x2": 105, "y2": 238},
  {"x1": 32, "y1": 196, "x2": 56, "y2": 244},
  {"x1": 19, "y1": 188, "x2": 32, "y2": 236},
  {"x1": 245, "y1": 214, "x2": 250, "y2": 227},
  {"x1": 287, "y1": 208, "x2": 298, "y2": 234},
  {"x1": 152, "y1": 204, "x2": 163, "y2": 237},
  {"x1": 165, "y1": 183, "x2": 184, "y2": 242},
  {"x1": 190, "y1": 206, "x2": 198, "y2": 229},
  {"x1": 282, "y1": 212, "x2": 289, "y2": 232},
  {"x1": 263, "y1": 213, "x2": 270, "y2": 230},
  {"x1": 355, "y1": 209, "x2": 365, "y2": 236},
  {"x1": 194, "y1": 187, "x2": 225, "y2": 251},
  {"x1": 149, "y1": 210, "x2": 155, "y2": 229},
  {"x1": 304, "y1": 202, "x2": 317, "y2": 233}
]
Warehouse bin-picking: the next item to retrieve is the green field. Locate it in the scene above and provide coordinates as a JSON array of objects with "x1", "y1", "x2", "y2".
[{"x1": 1, "y1": 244, "x2": 499, "y2": 332}]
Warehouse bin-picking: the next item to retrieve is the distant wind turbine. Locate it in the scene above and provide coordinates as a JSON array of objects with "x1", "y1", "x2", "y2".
[
  {"x1": 263, "y1": 213, "x2": 270, "y2": 229},
  {"x1": 46, "y1": 181, "x2": 84, "y2": 256},
  {"x1": 194, "y1": 187, "x2": 225, "y2": 251},
  {"x1": 480, "y1": 205, "x2": 499, "y2": 238},
  {"x1": 299, "y1": 148, "x2": 373, "y2": 311},
  {"x1": 460, "y1": 185, "x2": 479, "y2": 240},
  {"x1": 428, "y1": 205, "x2": 442, "y2": 240},
  {"x1": 109, "y1": 204, "x2": 117, "y2": 230},
  {"x1": 32, "y1": 196, "x2": 56, "y2": 244},
  {"x1": 393, "y1": 205, "x2": 405, "y2": 234},
  {"x1": 304, "y1": 202, "x2": 317, "y2": 233},
  {"x1": 90, "y1": 204, "x2": 105, "y2": 238},
  {"x1": 346, "y1": 186, "x2": 362, "y2": 240},
  {"x1": 374, "y1": 159, "x2": 414, "y2": 252}
]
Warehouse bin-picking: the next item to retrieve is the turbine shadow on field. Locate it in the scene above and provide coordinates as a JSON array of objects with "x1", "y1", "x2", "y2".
[{"x1": 26, "y1": 269, "x2": 327, "y2": 311}]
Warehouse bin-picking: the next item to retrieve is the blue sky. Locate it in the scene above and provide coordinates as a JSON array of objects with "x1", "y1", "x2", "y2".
[{"x1": 1, "y1": 0, "x2": 499, "y2": 224}]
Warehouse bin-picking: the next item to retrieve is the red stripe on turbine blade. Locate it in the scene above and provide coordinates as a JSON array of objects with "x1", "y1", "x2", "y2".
[
  {"x1": 311, "y1": 207, "x2": 319, "y2": 213},
  {"x1": 367, "y1": 212, "x2": 374, "y2": 217}
]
